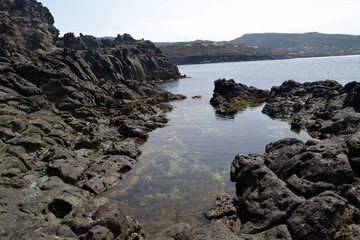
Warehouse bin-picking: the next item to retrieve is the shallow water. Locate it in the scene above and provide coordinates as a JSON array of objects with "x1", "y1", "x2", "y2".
[{"x1": 103, "y1": 55, "x2": 360, "y2": 236}]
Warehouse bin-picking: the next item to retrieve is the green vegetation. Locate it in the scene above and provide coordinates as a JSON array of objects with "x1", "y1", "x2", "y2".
[
  {"x1": 159, "y1": 41, "x2": 287, "y2": 57},
  {"x1": 159, "y1": 42, "x2": 293, "y2": 65},
  {"x1": 230, "y1": 32, "x2": 360, "y2": 55},
  {"x1": 157, "y1": 32, "x2": 360, "y2": 64}
]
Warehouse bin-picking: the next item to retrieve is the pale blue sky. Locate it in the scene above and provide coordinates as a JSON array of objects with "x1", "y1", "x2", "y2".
[{"x1": 40, "y1": 0, "x2": 360, "y2": 42}]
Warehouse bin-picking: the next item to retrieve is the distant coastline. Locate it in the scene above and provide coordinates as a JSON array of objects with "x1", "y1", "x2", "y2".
[
  {"x1": 165, "y1": 52, "x2": 360, "y2": 65},
  {"x1": 155, "y1": 32, "x2": 360, "y2": 65}
]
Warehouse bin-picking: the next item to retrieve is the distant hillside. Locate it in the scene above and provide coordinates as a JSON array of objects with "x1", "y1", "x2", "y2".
[
  {"x1": 154, "y1": 40, "x2": 227, "y2": 47},
  {"x1": 230, "y1": 32, "x2": 360, "y2": 54},
  {"x1": 159, "y1": 42, "x2": 293, "y2": 65},
  {"x1": 158, "y1": 32, "x2": 360, "y2": 65}
]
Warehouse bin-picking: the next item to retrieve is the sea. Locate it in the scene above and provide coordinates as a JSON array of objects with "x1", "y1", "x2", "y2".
[{"x1": 102, "y1": 55, "x2": 360, "y2": 236}]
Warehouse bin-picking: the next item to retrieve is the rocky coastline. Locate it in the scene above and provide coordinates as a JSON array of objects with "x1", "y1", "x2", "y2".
[
  {"x1": 166, "y1": 53, "x2": 292, "y2": 65},
  {"x1": 0, "y1": 0, "x2": 184, "y2": 239},
  {"x1": 2, "y1": 1, "x2": 360, "y2": 240},
  {"x1": 187, "y1": 79, "x2": 360, "y2": 240},
  {"x1": 155, "y1": 79, "x2": 360, "y2": 239}
]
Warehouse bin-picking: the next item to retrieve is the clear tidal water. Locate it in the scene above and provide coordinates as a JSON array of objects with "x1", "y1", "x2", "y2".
[{"x1": 103, "y1": 55, "x2": 360, "y2": 236}]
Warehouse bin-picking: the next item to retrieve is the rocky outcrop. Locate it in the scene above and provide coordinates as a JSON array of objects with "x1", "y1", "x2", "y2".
[
  {"x1": 0, "y1": 0, "x2": 59, "y2": 52},
  {"x1": 210, "y1": 79, "x2": 269, "y2": 116},
  {"x1": 0, "y1": 0, "x2": 181, "y2": 82},
  {"x1": 58, "y1": 32, "x2": 181, "y2": 82},
  {"x1": 210, "y1": 80, "x2": 360, "y2": 240},
  {"x1": 228, "y1": 137, "x2": 360, "y2": 239},
  {"x1": 261, "y1": 80, "x2": 360, "y2": 139},
  {"x1": 0, "y1": 0, "x2": 184, "y2": 239}
]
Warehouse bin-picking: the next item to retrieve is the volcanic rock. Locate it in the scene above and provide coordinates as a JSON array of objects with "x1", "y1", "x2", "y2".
[
  {"x1": 155, "y1": 223, "x2": 193, "y2": 240},
  {"x1": 210, "y1": 79, "x2": 269, "y2": 116},
  {"x1": 211, "y1": 79, "x2": 360, "y2": 240},
  {"x1": 261, "y1": 79, "x2": 360, "y2": 138},
  {"x1": 0, "y1": 0, "x2": 185, "y2": 239}
]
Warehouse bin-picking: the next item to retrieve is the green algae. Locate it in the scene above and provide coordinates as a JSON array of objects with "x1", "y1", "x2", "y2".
[{"x1": 102, "y1": 99, "x2": 311, "y2": 238}]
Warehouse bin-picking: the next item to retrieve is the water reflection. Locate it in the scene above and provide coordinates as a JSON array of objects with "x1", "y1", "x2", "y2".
[
  {"x1": 103, "y1": 99, "x2": 311, "y2": 236},
  {"x1": 157, "y1": 79, "x2": 180, "y2": 89},
  {"x1": 100, "y1": 56, "x2": 360, "y2": 237},
  {"x1": 214, "y1": 101, "x2": 265, "y2": 120}
]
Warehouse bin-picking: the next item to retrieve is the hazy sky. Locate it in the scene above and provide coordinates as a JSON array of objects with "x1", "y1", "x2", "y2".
[{"x1": 40, "y1": 0, "x2": 360, "y2": 42}]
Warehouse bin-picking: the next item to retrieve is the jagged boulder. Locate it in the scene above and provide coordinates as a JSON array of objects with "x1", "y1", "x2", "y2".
[
  {"x1": 210, "y1": 79, "x2": 269, "y2": 116},
  {"x1": 155, "y1": 223, "x2": 193, "y2": 240},
  {"x1": 0, "y1": 0, "x2": 59, "y2": 52},
  {"x1": 230, "y1": 153, "x2": 304, "y2": 233},
  {"x1": 261, "y1": 80, "x2": 353, "y2": 138},
  {"x1": 287, "y1": 191, "x2": 351, "y2": 240}
]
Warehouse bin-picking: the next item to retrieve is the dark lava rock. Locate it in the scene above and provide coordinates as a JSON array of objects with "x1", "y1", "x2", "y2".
[
  {"x1": 204, "y1": 193, "x2": 240, "y2": 232},
  {"x1": 86, "y1": 225, "x2": 114, "y2": 240},
  {"x1": 204, "y1": 193, "x2": 237, "y2": 220},
  {"x1": 344, "y1": 81, "x2": 360, "y2": 111},
  {"x1": 0, "y1": 0, "x2": 59, "y2": 52},
  {"x1": 155, "y1": 223, "x2": 193, "y2": 240},
  {"x1": 206, "y1": 79, "x2": 360, "y2": 239},
  {"x1": 287, "y1": 191, "x2": 352, "y2": 240},
  {"x1": 230, "y1": 153, "x2": 304, "y2": 234},
  {"x1": 261, "y1": 79, "x2": 355, "y2": 138},
  {"x1": 191, "y1": 95, "x2": 202, "y2": 99},
  {"x1": 286, "y1": 174, "x2": 335, "y2": 199},
  {"x1": 0, "y1": 0, "x2": 185, "y2": 239},
  {"x1": 62, "y1": 200, "x2": 142, "y2": 239},
  {"x1": 265, "y1": 138, "x2": 354, "y2": 185},
  {"x1": 210, "y1": 79, "x2": 269, "y2": 116},
  {"x1": 48, "y1": 196, "x2": 75, "y2": 218},
  {"x1": 226, "y1": 145, "x2": 360, "y2": 239},
  {"x1": 106, "y1": 141, "x2": 141, "y2": 158},
  {"x1": 191, "y1": 221, "x2": 243, "y2": 240},
  {"x1": 239, "y1": 225, "x2": 293, "y2": 240}
]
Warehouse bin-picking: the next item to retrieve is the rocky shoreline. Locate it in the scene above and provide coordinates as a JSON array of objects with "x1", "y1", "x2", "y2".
[
  {"x1": 0, "y1": 0, "x2": 185, "y2": 239},
  {"x1": 166, "y1": 53, "x2": 292, "y2": 65},
  {"x1": 155, "y1": 79, "x2": 360, "y2": 239},
  {"x1": 187, "y1": 79, "x2": 360, "y2": 240},
  {"x1": 2, "y1": 1, "x2": 360, "y2": 240}
]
